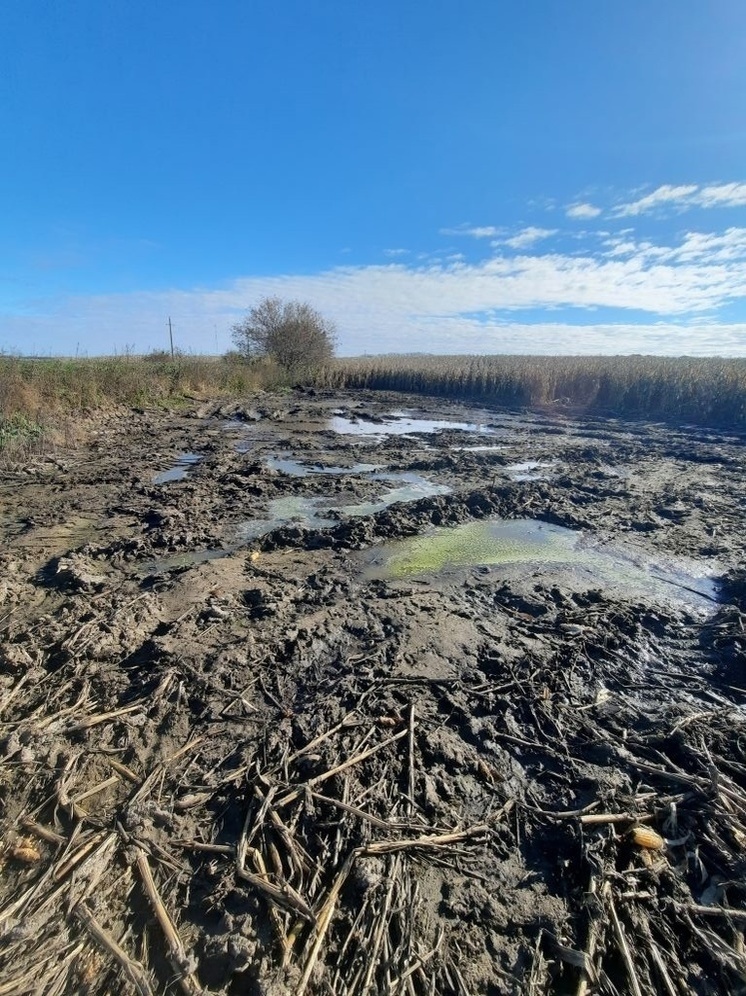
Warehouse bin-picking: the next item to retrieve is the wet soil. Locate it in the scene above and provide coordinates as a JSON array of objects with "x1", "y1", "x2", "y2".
[{"x1": 2, "y1": 389, "x2": 746, "y2": 995}]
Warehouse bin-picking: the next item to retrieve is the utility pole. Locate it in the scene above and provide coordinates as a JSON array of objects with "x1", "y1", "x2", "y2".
[{"x1": 168, "y1": 317, "x2": 175, "y2": 358}]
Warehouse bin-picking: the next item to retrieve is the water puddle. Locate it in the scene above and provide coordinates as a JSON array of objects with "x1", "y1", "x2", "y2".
[
  {"x1": 153, "y1": 453, "x2": 202, "y2": 484},
  {"x1": 8, "y1": 516, "x2": 107, "y2": 563},
  {"x1": 237, "y1": 497, "x2": 339, "y2": 541},
  {"x1": 505, "y1": 461, "x2": 555, "y2": 481},
  {"x1": 237, "y1": 474, "x2": 451, "y2": 539},
  {"x1": 597, "y1": 465, "x2": 628, "y2": 479},
  {"x1": 452, "y1": 445, "x2": 504, "y2": 453},
  {"x1": 340, "y1": 474, "x2": 451, "y2": 516},
  {"x1": 362, "y1": 518, "x2": 718, "y2": 611},
  {"x1": 140, "y1": 548, "x2": 225, "y2": 574},
  {"x1": 143, "y1": 470, "x2": 453, "y2": 569},
  {"x1": 330, "y1": 412, "x2": 498, "y2": 438},
  {"x1": 266, "y1": 456, "x2": 382, "y2": 477}
]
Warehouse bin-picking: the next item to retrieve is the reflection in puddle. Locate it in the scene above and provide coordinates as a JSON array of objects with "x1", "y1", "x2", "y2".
[
  {"x1": 505, "y1": 461, "x2": 555, "y2": 481},
  {"x1": 363, "y1": 519, "x2": 718, "y2": 610},
  {"x1": 330, "y1": 413, "x2": 497, "y2": 437},
  {"x1": 237, "y1": 473, "x2": 451, "y2": 540},
  {"x1": 153, "y1": 453, "x2": 202, "y2": 484},
  {"x1": 340, "y1": 474, "x2": 451, "y2": 516}
]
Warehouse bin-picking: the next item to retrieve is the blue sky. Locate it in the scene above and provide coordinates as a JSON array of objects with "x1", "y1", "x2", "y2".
[{"x1": 2, "y1": 0, "x2": 746, "y2": 357}]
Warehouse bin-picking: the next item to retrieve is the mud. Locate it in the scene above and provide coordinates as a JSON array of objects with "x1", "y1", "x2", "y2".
[{"x1": 1, "y1": 389, "x2": 746, "y2": 995}]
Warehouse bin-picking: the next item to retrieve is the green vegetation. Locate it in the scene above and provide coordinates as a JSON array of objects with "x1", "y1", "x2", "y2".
[
  {"x1": 0, "y1": 411, "x2": 46, "y2": 457},
  {"x1": 0, "y1": 352, "x2": 271, "y2": 456},
  {"x1": 317, "y1": 354, "x2": 746, "y2": 429},
  {"x1": 376, "y1": 520, "x2": 580, "y2": 578}
]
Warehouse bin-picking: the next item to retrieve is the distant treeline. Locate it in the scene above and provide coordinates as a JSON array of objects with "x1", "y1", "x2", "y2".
[{"x1": 316, "y1": 354, "x2": 746, "y2": 430}]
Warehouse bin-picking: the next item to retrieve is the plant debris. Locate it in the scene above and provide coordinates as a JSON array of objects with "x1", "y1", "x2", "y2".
[{"x1": 1, "y1": 389, "x2": 745, "y2": 994}]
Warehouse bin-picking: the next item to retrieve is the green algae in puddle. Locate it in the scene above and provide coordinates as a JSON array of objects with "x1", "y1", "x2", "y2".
[
  {"x1": 375, "y1": 520, "x2": 576, "y2": 576},
  {"x1": 365, "y1": 519, "x2": 718, "y2": 610}
]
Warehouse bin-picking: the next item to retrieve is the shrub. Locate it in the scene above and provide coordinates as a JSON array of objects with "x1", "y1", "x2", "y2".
[{"x1": 231, "y1": 297, "x2": 337, "y2": 373}]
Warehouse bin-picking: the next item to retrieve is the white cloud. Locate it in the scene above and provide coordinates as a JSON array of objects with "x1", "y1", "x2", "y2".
[
  {"x1": 697, "y1": 182, "x2": 746, "y2": 209},
  {"x1": 613, "y1": 181, "x2": 746, "y2": 217},
  {"x1": 614, "y1": 184, "x2": 699, "y2": 217},
  {"x1": 566, "y1": 203, "x2": 602, "y2": 220},
  {"x1": 494, "y1": 227, "x2": 557, "y2": 250},
  {"x1": 601, "y1": 227, "x2": 746, "y2": 266},
  {"x1": 408, "y1": 317, "x2": 746, "y2": 356},
  {"x1": 3, "y1": 287, "x2": 743, "y2": 358},
  {"x1": 4, "y1": 224, "x2": 746, "y2": 359},
  {"x1": 666, "y1": 227, "x2": 746, "y2": 264},
  {"x1": 383, "y1": 248, "x2": 409, "y2": 257},
  {"x1": 440, "y1": 225, "x2": 501, "y2": 238}
]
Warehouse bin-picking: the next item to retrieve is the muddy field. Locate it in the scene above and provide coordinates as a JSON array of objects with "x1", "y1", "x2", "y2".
[{"x1": 1, "y1": 388, "x2": 746, "y2": 995}]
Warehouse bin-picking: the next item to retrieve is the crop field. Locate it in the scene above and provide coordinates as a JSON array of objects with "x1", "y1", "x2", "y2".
[{"x1": 320, "y1": 353, "x2": 746, "y2": 429}]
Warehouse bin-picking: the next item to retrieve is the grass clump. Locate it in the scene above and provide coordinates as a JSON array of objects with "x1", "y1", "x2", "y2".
[
  {"x1": 0, "y1": 412, "x2": 46, "y2": 458},
  {"x1": 0, "y1": 352, "x2": 273, "y2": 455}
]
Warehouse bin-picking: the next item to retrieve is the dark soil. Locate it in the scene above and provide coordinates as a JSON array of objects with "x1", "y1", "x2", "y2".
[{"x1": 1, "y1": 389, "x2": 746, "y2": 995}]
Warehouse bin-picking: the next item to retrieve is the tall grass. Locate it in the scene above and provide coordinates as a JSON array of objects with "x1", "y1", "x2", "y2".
[
  {"x1": 317, "y1": 354, "x2": 746, "y2": 430},
  {"x1": 0, "y1": 352, "x2": 274, "y2": 456}
]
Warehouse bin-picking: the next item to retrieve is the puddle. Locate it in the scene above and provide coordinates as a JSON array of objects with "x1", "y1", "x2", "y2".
[
  {"x1": 452, "y1": 445, "x2": 504, "y2": 453},
  {"x1": 266, "y1": 457, "x2": 382, "y2": 477},
  {"x1": 236, "y1": 473, "x2": 451, "y2": 540},
  {"x1": 237, "y1": 497, "x2": 339, "y2": 541},
  {"x1": 7, "y1": 516, "x2": 106, "y2": 563},
  {"x1": 362, "y1": 519, "x2": 718, "y2": 610},
  {"x1": 505, "y1": 461, "x2": 555, "y2": 481},
  {"x1": 340, "y1": 474, "x2": 451, "y2": 516},
  {"x1": 140, "y1": 548, "x2": 225, "y2": 574},
  {"x1": 330, "y1": 412, "x2": 498, "y2": 438},
  {"x1": 236, "y1": 439, "x2": 259, "y2": 454},
  {"x1": 153, "y1": 453, "x2": 202, "y2": 484},
  {"x1": 597, "y1": 465, "x2": 628, "y2": 478}
]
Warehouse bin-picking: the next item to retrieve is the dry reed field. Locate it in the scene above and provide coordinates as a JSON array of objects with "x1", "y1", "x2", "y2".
[
  {"x1": 318, "y1": 355, "x2": 746, "y2": 430},
  {"x1": 4, "y1": 355, "x2": 746, "y2": 456}
]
